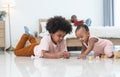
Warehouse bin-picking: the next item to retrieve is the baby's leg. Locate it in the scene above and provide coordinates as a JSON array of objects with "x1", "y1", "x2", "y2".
[
  {"x1": 104, "y1": 44, "x2": 114, "y2": 58},
  {"x1": 114, "y1": 50, "x2": 120, "y2": 58}
]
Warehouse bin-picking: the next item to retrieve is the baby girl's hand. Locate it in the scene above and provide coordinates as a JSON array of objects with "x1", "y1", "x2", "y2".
[
  {"x1": 63, "y1": 51, "x2": 71, "y2": 59},
  {"x1": 77, "y1": 54, "x2": 86, "y2": 59}
]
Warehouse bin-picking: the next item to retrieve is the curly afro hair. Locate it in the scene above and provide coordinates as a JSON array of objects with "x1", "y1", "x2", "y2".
[{"x1": 46, "y1": 16, "x2": 72, "y2": 34}]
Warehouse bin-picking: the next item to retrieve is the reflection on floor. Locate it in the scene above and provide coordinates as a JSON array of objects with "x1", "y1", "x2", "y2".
[{"x1": 1, "y1": 51, "x2": 120, "y2": 77}]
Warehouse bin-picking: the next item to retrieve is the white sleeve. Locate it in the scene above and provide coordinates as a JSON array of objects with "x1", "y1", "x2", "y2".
[
  {"x1": 34, "y1": 36, "x2": 50, "y2": 57},
  {"x1": 40, "y1": 37, "x2": 50, "y2": 51}
]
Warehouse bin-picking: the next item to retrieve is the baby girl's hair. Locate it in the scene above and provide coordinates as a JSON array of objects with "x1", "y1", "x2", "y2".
[
  {"x1": 46, "y1": 16, "x2": 72, "y2": 34},
  {"x1": 75, "y1": 24, "x2": 89, "y2": 32}
]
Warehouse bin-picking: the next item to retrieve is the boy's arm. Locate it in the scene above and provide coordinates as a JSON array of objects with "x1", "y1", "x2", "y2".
[{"x1": 42, "y1": 51, "x2": 64, "y2": 59}]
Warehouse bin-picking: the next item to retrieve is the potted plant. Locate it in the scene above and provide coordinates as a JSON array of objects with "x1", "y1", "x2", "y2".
[{"x1": 0, "y1": 11, "x2": 6, "y2": 21}]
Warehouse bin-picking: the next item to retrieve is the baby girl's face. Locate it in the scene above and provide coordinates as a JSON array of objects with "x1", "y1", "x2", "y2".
[
  {"x1": 75, "y1": 28, "x2": 89, "y2": 43},
  {"x1": 51, "y1": 30, "x2": 66, "y2": 44}
]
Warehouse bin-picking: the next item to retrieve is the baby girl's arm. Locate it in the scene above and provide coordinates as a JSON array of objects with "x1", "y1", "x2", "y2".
[
  {"x1": 78, "y1": 38, "x2": 98, "y2": 59},
  {"x1": 81, "y1": 43, "x2": 87, "y2": 54},
  {"x1": 83, "y1": 38, "x2": 98, "y2": 55}
]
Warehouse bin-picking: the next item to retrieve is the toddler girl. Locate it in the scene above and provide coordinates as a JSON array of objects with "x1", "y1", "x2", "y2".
[{"x1": 75, "y1": 24, "x2": 114, "y2": 59}]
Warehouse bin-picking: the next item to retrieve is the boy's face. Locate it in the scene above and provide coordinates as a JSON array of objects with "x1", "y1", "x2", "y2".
[
  {"x1": 51, "y1": 30, "x2": 66, "y2": 44},
  {"x1": 75, "y1": 28, "x2": 90, "y2": 43}
]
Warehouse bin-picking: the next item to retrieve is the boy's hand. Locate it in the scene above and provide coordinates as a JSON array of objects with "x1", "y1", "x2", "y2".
[
  {"x1": 77, "y1": 53, "x2": 86, "y2": 59},
  {"x1": 56, "y1": 52, "x2": 64, "y2": 58},
  {"x1": 63, "y1": 51, "x2": 71, "y2": 59}
]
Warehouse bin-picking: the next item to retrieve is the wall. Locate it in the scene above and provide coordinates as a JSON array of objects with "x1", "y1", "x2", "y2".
[
  {"x1": 0, "y1": 0, "x2": 103, "y2": 48},
  {"x1": 114, "y1": 0, "x2": 120, "y2": 27}
]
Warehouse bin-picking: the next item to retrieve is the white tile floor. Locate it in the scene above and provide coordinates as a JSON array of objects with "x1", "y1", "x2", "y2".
[{"x1": 1, "y1": 51, "x2": 120, "y2": 77}]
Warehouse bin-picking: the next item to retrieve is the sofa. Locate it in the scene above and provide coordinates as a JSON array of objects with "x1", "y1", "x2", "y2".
[{"x1": 38, "y1": 19, "x2": 120, "y2": 47}]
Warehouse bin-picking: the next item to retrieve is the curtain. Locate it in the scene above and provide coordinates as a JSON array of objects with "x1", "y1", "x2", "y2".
[{"x1": 103, "y1": 0, "x2": 114, "y2": 26}]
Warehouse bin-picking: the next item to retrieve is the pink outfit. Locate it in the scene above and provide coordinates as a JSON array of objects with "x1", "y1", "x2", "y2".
[
  {"x1": 83, "y1": 36, "x2": 113, "y2": 57},
  {"x1": 34, "y1": 34, "x2": 67, "y2": 57}
]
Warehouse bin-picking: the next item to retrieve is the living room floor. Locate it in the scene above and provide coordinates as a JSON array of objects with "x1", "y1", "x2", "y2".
[{"x1": 1, "y1": 50, "x2": 120, "y2": 77}]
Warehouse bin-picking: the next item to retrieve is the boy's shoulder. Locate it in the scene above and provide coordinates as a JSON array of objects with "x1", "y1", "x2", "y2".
[{"x1": 42, "y1": 34, "x2": 51, "y2": 41}]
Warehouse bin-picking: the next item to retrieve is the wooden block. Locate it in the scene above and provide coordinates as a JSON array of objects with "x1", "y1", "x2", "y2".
[
  {"x1": 114, "y1": 52, "x2": 118, "y2": 55},
  {"x1": 113, "y1": 52, "x2": 120, "y2": 60},
  {"x1": 100, "y1": 55, "x2": 108, "y2": 59},
  {"x1": 103, "y1": 55, "x2": 108, "y2": 59},
  {"x1": 114, "y1": 55, "x2": 118, "y2": 61},
  {"x1": 95, "y1": 56, "x2": 100, "y2": 60},
  {"x1": 118, "y1": 52, "x2": 120, "y2": 58},
  {"x1": 88, "y1": 56, "x2": 94, "y2": 60},
  {"x1": 101, "y1": 55, "x2": 104, "y2": 59},
  {"x1": 114, "y1": 52, "x2": 119, "y2": 57}
]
